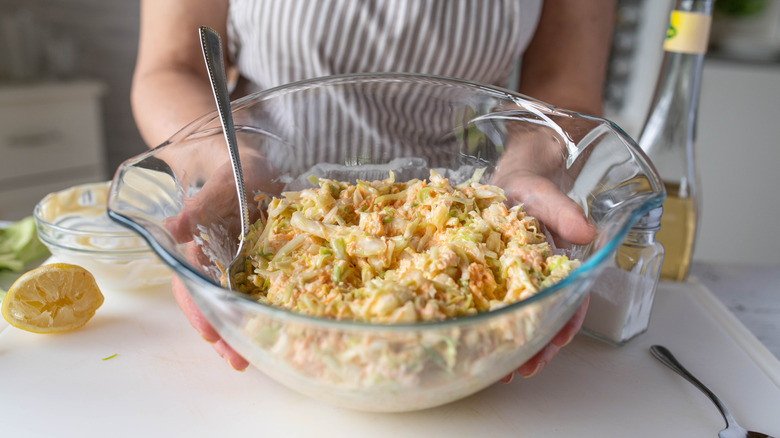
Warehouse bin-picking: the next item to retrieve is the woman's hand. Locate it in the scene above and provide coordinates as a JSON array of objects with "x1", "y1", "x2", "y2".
[
  {"x1": 162, "y1": 143, "x2": 282, "y2": 372},
  {"x1": 491, "y1": 126, "x2": 596, "y2": 246},
  {"x1": 163, "y1": 146, "x2": 283, "y2": 244},
  {"x1": 172, "y1": 274, "x2": 249, "y2": 370},
  {"x1": 492, "y1": 127, "x2": 596, "y2": 381},
  {"x1": 502, "y1": 296, "x2": 590, "y2": 381}
]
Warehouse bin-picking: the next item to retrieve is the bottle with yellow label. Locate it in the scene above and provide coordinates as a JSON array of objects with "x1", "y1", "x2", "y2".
[{"x1": 638, "y1": 0, "x2": 714, "y2": 281}]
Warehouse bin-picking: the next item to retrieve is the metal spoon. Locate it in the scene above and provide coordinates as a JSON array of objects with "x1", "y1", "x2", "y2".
[
  {"x1": 199, "y1": 26, "x2": 249, "y2": 290},
  {"x1": 650, "y1": 345, "x2": 774, "y2": 438}
]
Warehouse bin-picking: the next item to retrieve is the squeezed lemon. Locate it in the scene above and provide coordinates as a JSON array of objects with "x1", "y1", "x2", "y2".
[{"x1": 1, "y1": 263, "x2": 104, "y2": 333}]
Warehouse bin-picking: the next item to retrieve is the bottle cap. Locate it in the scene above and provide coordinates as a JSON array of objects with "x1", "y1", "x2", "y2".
[{"x1": 632, "y1": 206, "x2": 663, "y2": 230}]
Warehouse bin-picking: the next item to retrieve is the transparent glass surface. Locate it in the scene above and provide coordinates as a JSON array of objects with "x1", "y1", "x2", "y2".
[
  {"x1": 34, "y1": 181, "x2": 171, "y2": 291},
  {"x1": 582, "y1": 225, "x2": 665, "y2": 345},
  {"x1": 107, "y1": 74, "x2": 664, "y2": 411}
]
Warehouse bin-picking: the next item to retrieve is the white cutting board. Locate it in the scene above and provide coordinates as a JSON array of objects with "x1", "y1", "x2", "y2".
[{"x1": 2, "y1": 277, "x2": 779, "y2": 438}]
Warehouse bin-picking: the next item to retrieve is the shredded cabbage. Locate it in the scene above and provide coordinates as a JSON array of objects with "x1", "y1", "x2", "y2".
[{"x1": 231, "y1": 170, "x2": 579, "y2": 323}]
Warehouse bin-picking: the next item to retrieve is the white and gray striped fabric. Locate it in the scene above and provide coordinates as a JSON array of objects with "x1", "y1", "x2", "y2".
[
  {"x1": 226, "y1": 0, "x2": 543, "y2": 175},
  {"x1": 227, "y1": 0, "x2": 542, "y2": 91}
]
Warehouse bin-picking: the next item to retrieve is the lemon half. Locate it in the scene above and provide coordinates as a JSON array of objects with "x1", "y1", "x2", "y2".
[{"x1": 1, "y1": 263, "x2": 104, "y2": 333}]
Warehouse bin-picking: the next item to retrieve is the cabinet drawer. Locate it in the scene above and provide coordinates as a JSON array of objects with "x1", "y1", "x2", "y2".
[{"x1": 0, "y1": 94, "x2": 104, "y2": 181}]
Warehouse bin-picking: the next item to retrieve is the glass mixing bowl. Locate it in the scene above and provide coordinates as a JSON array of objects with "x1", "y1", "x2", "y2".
[{"x1": 107, "y1": 73, "x2": 664, "y2": 412}]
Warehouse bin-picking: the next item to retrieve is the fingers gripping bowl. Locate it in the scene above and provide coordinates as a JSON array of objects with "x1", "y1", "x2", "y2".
[{"x1": 107, "y1": 74, "x2": 664, "y2": 411}]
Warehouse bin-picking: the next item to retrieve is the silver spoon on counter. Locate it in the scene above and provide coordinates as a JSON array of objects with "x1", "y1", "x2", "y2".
[
  {"x1": 199, "y1": 26, "x2": 249, "y2": 290},
  {"x1": 650, "y1": 345, "x2": 775, "y2": 438}
]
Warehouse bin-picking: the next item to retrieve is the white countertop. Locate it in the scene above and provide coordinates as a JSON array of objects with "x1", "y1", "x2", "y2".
[
  {"x1": 2, "y1": 269, "x2": 779, "y2": 437},
  {"x1": 691, "y1": 262, "x2": 780, "y2": 360}
]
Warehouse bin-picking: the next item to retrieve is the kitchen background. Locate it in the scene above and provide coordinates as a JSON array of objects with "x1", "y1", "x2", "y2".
[{"x1": 1, "y1": 0, "x2": 779, "y2": 266}]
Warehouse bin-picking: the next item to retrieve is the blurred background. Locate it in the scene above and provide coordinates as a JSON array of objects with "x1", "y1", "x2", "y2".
[{"x1": 1, "y1": 0, "x2": 778, "y2": 266}]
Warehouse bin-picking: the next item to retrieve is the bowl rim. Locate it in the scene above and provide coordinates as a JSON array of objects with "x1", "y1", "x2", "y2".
[
  {"x1": 108, "y1": 72, "x2": 666, "y2": 330},
  {"x1": 164, "y1": 72, "x2": 575, "y2": 146},
  {"x1": 34, "y1": 181, "x2": 155, "y2": 256}
]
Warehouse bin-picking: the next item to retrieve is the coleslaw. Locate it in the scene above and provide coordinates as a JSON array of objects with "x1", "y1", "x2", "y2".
[{"x1": 231, "y1": 170, "x2": 579, "y2": 323}]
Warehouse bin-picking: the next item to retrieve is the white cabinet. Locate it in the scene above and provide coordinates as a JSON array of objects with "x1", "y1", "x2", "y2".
[
  {"x1": 694, "y1": 60, "x2": 780, "y2": 265},
  {"x1": 0, "y1": 80, "x2": 107, "y2": 220}
]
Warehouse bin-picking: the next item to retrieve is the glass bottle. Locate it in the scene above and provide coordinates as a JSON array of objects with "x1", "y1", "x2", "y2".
[
  {"x1": 582, "y1": 207, "x2": 665, "y2": 345},
  {"x1": 638, "y1": 0, "x2": 714, "y2": 281}
]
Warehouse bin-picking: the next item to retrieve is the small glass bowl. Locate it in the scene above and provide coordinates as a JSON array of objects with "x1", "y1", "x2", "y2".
[{"x1": 34, "y1": 182, "x2": 171, "y2": 291}]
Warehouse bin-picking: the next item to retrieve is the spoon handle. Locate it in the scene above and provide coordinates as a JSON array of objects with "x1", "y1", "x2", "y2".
[
  {"x1": 199, "y1": 26, "x2": 250, "y2": 249},
  {"x1": 650, "y1": 345, "x2": 739, "y2": 428}
]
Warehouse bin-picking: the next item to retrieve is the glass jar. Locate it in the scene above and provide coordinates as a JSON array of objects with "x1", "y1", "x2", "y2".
[{"x1": 582, "y1": 207, "x2": 665, "y2": 345}]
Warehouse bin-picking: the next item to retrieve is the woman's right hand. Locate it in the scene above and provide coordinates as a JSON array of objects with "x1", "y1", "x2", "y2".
[
  {"x1": 490, "y1": 127, "x2": 596, "y2": 380},
  {"x1": 163, "y1": 146, "x2": 283, "y2": 244},
  {"x1": 491, "y1": 128, "x2": 595, "y2": 246},
  {"x1": 163, "y1": 145, "x2": 281, "y2": 371},
  {"x1": 171, "y1": 273, "x2": 249, "y2": 370}
]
